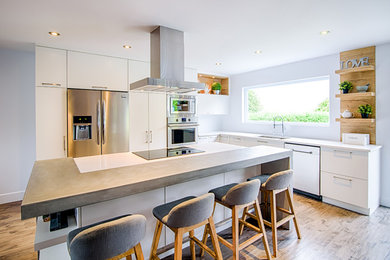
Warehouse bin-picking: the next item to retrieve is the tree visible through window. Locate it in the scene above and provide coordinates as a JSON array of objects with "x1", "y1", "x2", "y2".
[{"x1": 245, "y1": 77, "x2": 330, "y2": 123}]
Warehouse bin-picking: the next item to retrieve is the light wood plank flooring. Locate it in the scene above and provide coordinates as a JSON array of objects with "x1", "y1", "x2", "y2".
[{"x1": 1, "y1": 195, "x2": 389, "y2": 259}]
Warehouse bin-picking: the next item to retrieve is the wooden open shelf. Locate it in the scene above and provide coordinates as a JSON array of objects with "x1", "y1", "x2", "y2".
[
  {"x1": 336, "y1": 92, "x2": 375, "y2": 99},
  {"x1": 335, "y1": 65, "x2": 375, "y2": 75},
  {"x1": 198, "y1": 74, "x2": 229, "y2": 95},
  {"x1": 336, "y1": 118, "x2": 375, "y2": 123}
]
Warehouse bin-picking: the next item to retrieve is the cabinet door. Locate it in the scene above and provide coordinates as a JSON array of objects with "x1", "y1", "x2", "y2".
[
  {"x1": 129, "y1": 60, "x2": 150, "y2": 84},
  {"x1": 68, "y1": 51, "x2": 127, "y2": 91},
  {"x1": 184, "y1": 67, "x2": 198, "y2": 82},
  {"x1": 36, "y1": 47, "x2": 66, "y2": 87},
  {"x1": 197, "y1": 95, "x2": 229, "y2": 115},
  {"x1": 129, "y1": 92, "x2": 149, "y2": 152},
  {"x1": 148, "y1": 92, "x2": 167, "y2": 150},
  {"x1": 36, "y1": 87, "x2": 67, "y2": 160}
]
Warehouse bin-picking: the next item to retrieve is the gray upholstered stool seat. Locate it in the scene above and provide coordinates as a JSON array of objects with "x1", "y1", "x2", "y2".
[
  {"x1": 201, "y1": 180, "x2": 271, "y2": 260},
  {"x1": 247, "y1": 174, "x2": 271, "y2": 184},
  {"x1": 209, "y1": 183, "x2": 237, "y2": 202},
  {"x1": 153, "y1": 196, "x2": 195, "y2": 224},
  {"x1": 150, "y1": 193, "x2": 222, "y2": 260},
  {"x1": 67, "y1": 214, "x2": 146, "y2": 260}
]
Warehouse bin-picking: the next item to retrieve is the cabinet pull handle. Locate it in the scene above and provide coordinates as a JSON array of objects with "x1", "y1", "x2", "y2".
[
  {"x1": 150, "y1": 131, "x2": 153, "y2": 143},
  {"x1": 334, "y1": 150, "x2": 352, "y2": 155},
  {"x1": 42, "y1": 82, "x2": 61, "y2": 87},
  {"x1": 257, "y1": 140, "x2": 268, "y2": 143},
  {"x1": 292, "y1": 149, "x2": 313, "y2": 154},
  {"x1": 92, "y1": 86, "x2": 108, "y2": 89},
  {"x1": 145, "y1": 131, "x2": 149, "y2": 143},
  {"x1": 63, "y1": 136, "x2": 66, "y2": 152},
  {"x1": 333, "y1": 176, "x2": 352, "y2": 182}
]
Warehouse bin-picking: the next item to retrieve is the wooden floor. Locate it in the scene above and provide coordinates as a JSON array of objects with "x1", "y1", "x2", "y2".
[{"x1": 1, "y1": 195, "x2": 390, "y2": 260}]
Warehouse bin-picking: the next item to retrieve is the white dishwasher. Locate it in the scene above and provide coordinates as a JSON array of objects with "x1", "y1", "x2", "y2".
[{"x1": 285, "y1": 143, "x2": 321, "y2": 200}]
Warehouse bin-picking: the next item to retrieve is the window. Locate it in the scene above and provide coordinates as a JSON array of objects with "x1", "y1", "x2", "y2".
[{"x1": 244, "y1": 76, "x2": 330, "y2": 124}]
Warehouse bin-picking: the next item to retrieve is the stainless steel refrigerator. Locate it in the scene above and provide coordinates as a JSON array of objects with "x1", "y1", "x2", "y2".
[{"x1": 67, "y1": 89, "x2": 129, "y2": 158}]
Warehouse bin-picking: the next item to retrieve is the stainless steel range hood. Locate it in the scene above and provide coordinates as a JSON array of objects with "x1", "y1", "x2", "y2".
[{"x1": 130, "y1": 26, "x2": 205, "y2": 93}]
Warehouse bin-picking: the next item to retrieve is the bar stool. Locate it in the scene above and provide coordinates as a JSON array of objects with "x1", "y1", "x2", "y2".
[
  {"x1": 67, "y1": 214, "x2": 146, "y2": 260},
  {"x1": 201, "y1": 179, "x2": 271, "y2": 260},
  {"x1": 244, "y1": 170, "x2": 301, "y2": 257},
  {"x1": 150, "y1": 193, "x2": 222, "y2": 260}
]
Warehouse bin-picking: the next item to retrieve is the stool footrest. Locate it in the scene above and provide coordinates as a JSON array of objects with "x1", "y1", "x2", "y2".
[
  {"x1": 277, "y1": 207, "x2": 293, "y2": 215},
  {"x1": 239, "y1": 233, "x2": 264, "y2": 251},
  {"x1": 238, "y1": 218, "x2": 261, "y2": 233},
  {"x1": 191, "y1": 236, "x2": 216, "y2": 258}
]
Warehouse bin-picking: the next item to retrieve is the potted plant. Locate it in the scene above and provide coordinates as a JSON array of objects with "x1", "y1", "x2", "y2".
[
  {"x1": 211, "y1": 82, "x2": 222, "y2": 95},
  {"x1": 339, "y1": 81, "x2": 353, "y2": 94},
  {"x1": 357, "y1": 104, "x2": 372, "y2": 118}
]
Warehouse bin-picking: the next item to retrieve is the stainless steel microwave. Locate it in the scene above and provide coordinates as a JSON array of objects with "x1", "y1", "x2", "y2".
[{"x1": 167, "y1": 94, "x2": 196, "y2": 117}]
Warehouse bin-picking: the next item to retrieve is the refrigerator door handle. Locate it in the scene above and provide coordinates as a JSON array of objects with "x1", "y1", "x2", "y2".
[
  {"x1": 102, "y1": 100, "x2": 106, "y2": 144},
  {"x1": 97, "y1": 100, "x2": 101, "y2": 145}
]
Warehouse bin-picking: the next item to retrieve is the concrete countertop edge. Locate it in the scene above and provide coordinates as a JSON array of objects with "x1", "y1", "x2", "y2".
[{"x1": 21, "y1": 149, "x2": 292, "y2": 219}]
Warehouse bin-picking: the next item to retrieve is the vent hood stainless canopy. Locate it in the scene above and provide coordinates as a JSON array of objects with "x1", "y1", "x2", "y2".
[{"x1": 130, "y1": 26, "x2": 205, "y2": 93}]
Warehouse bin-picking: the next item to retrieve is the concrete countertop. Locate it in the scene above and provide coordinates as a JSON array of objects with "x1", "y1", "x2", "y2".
[
  {"x1": 199, "y1": 131, "x2": 381, "y2": 152},
  {"x1": 21, "y1": 142, "x2": 292, "y2": 219}
]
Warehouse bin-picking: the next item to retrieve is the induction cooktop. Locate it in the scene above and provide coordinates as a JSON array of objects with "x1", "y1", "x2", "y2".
[{"x1": 133, "y1": 147, "x2": 205, "y2": 160}]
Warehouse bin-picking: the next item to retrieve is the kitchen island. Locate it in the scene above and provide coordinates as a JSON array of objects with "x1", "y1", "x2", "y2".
[{"x1": 22, "y1": 142, "x2": 292, "y2": 258}]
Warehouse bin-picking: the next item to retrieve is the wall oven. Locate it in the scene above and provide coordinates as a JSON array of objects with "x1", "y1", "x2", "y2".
[
  {"x1": 167, "y1": 117, "x2": 198, "y2": 148},
  {"x1": 167, "y1": 94, "x2": 196, "y2": 117}
]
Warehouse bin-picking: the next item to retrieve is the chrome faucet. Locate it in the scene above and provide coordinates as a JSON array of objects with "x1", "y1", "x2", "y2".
[{"x1": 273, "y1": 116, "x2": 284, "y2": 137}]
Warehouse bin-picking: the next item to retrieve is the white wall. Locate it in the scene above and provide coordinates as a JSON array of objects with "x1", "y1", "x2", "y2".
[
  {"x1": 198, "y1": 115, "x2": 223, "y2": 133},
  {"x1": 376, "y1": 43, "x2": 390, "y2": 207},
  {"x1": 223, "y1": 54, "x2": 340, "y2": 140},
  {"x1": 0, "y1": 47, "x2": 35, "y2": 203}
]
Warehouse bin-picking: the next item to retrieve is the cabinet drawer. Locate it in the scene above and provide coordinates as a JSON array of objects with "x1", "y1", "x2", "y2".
[
  {"x1": 321, "y1": 147, "x2": 368, "y2": 179},
  {"x1": 218, "y1": 135, "x2": 229, "y2": 144},
  {"x1": 321, "y1": 171, "x2": 368, "y2": 208}
]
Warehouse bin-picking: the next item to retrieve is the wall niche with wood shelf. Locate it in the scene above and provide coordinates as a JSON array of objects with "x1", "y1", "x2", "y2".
[
  {"x1": 197, "y1": 74, "x2": 229, "y2": 95},
  {"x1": 335, "y1": 46, "x2": 376, "y2": 144}
]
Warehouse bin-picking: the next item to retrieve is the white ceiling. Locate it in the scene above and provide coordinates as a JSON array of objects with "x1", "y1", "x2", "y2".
[{"x1": 0, "y1": 0, "x2": 389, "y2": 75}]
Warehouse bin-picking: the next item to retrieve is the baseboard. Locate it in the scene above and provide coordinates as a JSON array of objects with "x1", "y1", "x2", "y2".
[
  {"x1": 322, "y1": 197, "x2": 371, "y2": 215},
  {"x1": 0, "y1": 191, "x2": 24, "y2": 204}
]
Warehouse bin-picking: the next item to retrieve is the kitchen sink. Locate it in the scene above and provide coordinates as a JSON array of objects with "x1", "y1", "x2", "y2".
[{"x1": 258, "y1": 135, "x2": 288, "y2": 140}]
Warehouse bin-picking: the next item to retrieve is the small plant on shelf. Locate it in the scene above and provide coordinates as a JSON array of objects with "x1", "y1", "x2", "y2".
[
  {"x1": 339, "y1": 81, "x2": 353, "y2": 94},
  {"x1": 357, "y1": 104, "x2": 372, "y2": 118},
  {"x1": 211, "y1": 82, "x2": 222, "y2": 95}
]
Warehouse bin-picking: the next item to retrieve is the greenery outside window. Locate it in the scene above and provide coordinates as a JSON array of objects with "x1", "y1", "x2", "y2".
[{"x1": 244, "y1": 76, "x2": 330, "y2": 124}]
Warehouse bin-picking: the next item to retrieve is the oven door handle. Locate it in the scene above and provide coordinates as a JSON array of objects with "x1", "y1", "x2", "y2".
[{"x1": 168, "y1": 124, "x2": 199, "y2": 127}]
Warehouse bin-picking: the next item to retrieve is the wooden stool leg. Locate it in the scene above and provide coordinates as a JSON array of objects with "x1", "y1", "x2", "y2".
[
  {"x1": 150, "y1": 221, "x2": 163, "y2": 260},
  {"x1": 208, "y1": 217, "x2": 223, "y2": 260},
  {"x1": 286, "y1": 187, "x2": 301, "y2": 239},
  {"x1": 174, "y1": 229, "x2": 184, "y2": 260},
  {"x1": 270, "y1": 190, "x2": 278, "y2": 257},
  {"x1": 134, "y1": 243, "x2": 144, "y2": 260},
  {"x1": 126, "y1": 255, "x2": 132, "y2": 260},
  {"x1": 254, "y1": 199, "x2": 271, "y2": 260},
  {"x1": 232, "y1": 206, "x2": 240, "y2": 260},
  {"x1": 200, "y1": 225, "x2": 209, "y2": 257},
  {"x1": 189, "y1": 230, "x2": 196, "y2": 260},
  {"x1": 239, "y1": 206, "x2": 248, "y2": 235}
]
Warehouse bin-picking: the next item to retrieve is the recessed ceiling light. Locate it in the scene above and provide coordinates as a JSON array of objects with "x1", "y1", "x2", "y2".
[
  {"x1": 215, "y1": 62, "x2": 222, "y2": 66},
  {"x1": 320, "y1": 30, "x2": 330, "y2": 35},
  {"x1": 123, "y1": 45, "x2": 131, "y2": 49},
  {"x1": 254, "y1": 50, "x2": 262, "y2": 54},
  {"x1": 48, "y1": 31, "x2": 60, "y2": 36}
]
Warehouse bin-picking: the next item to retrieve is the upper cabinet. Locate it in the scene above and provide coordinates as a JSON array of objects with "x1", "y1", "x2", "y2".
[
  {"x1": 129, "y1": 60, "x2": 150, "y2": 84},
  {"x1": 35, "y1": 46, "x2": 67, "y2": 87},
  {"x1": 68, "y1": 51, "x2": 127, "y2": 91},
  {"x1": 184, "y1": 68, "x2": 198, "y2": 82}
]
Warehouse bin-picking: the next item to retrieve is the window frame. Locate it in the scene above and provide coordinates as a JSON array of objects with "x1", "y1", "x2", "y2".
[{"x1": 242, "y1": 76, "x2": 331, "y2": 127}]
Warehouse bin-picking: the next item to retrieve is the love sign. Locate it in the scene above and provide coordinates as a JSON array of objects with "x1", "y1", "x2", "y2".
[{"x1": 340, "y1": 57, "x2": 369, "y2": 70}]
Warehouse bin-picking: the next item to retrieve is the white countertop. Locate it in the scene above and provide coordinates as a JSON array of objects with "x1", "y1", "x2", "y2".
[
  {"x1": 198, "y1": 131, "x2": 381, "y2": 152},
  {"x1": 74, "y1": 142, "x2": 244, "y2": 173}
]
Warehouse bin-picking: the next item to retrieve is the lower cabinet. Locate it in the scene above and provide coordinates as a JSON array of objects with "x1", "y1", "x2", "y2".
[
  {"x1": 320, "y1": 147, "x2": 380, "y2": 215},
  {"x1": 35, "y1": 86, "x2": 67, "y2": 160}
]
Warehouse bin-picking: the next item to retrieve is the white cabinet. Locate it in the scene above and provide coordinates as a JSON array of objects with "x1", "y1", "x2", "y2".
[
  {"x1": 36, "y1": 46, "x2": 67, "y2": 87},
  {"x1": 68, "y1": 51, "x2": 127, "y2": 91},
  {"x1": 197, "y1": 95, "x2": 229, "y2": 115},
  {"x1": 184, "y1": 67, "x2": 198, "y2": 82},
  {"x1": 129, "y1": 92, "x2": 167, "y2": 151},
  {"x1": 35, "y1": 87, "x2": 67, "y2": 160},
  {"x1": 129, "y1": 60, "x2": 150, "y2": 84},
  {"x1": 320, "y1": 147, "x2": 380, "y2": 215}
]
